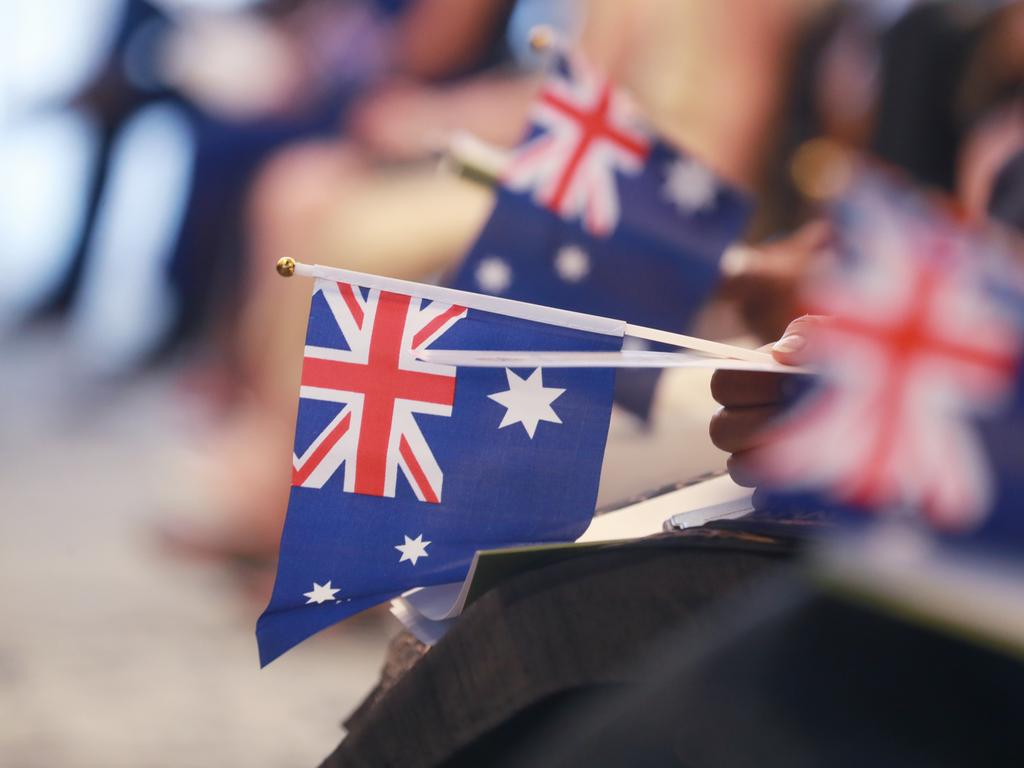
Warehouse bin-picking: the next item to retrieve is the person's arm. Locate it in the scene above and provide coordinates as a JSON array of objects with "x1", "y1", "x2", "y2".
[{"x1": 346, "y1": 72, "x2": 539, "y2": 161}]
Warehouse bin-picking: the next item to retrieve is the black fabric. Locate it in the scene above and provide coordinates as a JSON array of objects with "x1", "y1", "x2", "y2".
[
  {"x1": 515, "y1": 575, "x2": 1024, "y2": 768},
  {"x1": 442, "y1": 686, "x2": 624, "y2": 768},
  {"x1": 320, "y1": 523, "x2": 810, "y2": 768}
]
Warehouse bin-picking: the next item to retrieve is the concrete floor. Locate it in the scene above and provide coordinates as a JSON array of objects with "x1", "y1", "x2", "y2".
[{"x1": 0, "y1": 332, "x2": 391, "y2": 768}]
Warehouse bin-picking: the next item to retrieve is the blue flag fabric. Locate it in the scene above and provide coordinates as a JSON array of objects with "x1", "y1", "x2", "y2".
[
  {"x1": 753, "y1": 173, "x2": 1024, "y2": 553},
  {"x1": 454, "y1": 183, "x2": 747, "y2": 332},
  {"x1": 449, "y1": 50, "x2": 750, "y2": 417},
  {"x1": 256, "y1": 272, "x2": 623, "y2": 664}
]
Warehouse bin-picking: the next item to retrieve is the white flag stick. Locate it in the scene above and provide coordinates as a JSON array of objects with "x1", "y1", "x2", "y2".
[
  {"x1": 276, "y1": 258, "x2": 777, "y2": 364},
  {"x1": 623, "y1": 324, "x2": 774, "y2": 363},
  {"x1": 415, "y1": 349, "x2": 804, "y2": 374},
  {"x1": 277, "y1": 259, "x2": 624, "y2": 336},
  {"x1": 441, "y1": 131, "x2": 506, "y2": 184}
]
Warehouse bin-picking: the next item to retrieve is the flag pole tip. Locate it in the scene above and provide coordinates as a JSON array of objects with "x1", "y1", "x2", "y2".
[
  {"x1": 276, "y1": 257, "x2": 297, "y2": 277},
  {"x1": 529, "y1": 25, "x2": 556, "y2": 51}
]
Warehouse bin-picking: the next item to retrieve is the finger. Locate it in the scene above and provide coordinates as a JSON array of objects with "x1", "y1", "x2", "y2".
[
  {"x1": 726, "y1": 451, "x2": 763, "y2": 488},
  {"x1": 709, "y1": 405, "x2": 781, "y2": 454},
  {"x1": 710, "y1": 369, "x2": 788, "y2": 408},
  {"x1": 790, "y1": 219, "x2": 832, "y2": 252},
  {"x1": 711, "y1": 343, "x2": 782, "y2": 407},
  {"x1": 771, "y1": 314, "x2": 830, "y2": 366}
]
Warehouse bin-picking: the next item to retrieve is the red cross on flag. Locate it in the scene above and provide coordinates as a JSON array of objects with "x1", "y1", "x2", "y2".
[
  {"x1": 755, "y1": 184, "x2": 1023, "y2": 530},
  {"x1": 502, "y1": 50, "x2": 650, "y2": 237},
  {"x1": 292, "y1": 280, "x2": 467, "y2": 504}
]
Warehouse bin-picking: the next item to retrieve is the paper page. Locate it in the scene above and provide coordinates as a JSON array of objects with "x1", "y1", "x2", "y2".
[{"x1": 578, "y1": 474, "x2": 753, "y2": 542}]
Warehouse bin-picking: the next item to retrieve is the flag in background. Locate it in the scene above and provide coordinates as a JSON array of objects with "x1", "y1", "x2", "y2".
[
  {"x1": 753, "y1": 172, "x2": 1024, "y2": 547},
  {"x1": 449, "y1": 48, "x2": 750, "y2": 417},
  {"x1": 257, "y1": 270, "x2": 623, "y2": 664}
]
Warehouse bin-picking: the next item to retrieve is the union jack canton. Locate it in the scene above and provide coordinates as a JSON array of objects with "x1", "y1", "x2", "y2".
[
  {"x1": 755, "y1": 174, "x2": 1024, "y2": 545},
  {"x1": 258, "y1": 272, "x2": 623, "y2": 664},
  {"x1": 292, "y1": 282, "x2": 467, "y2": 503},
  {"x1": 502, "y1": 50, "x2": 650, "y2": 237}
]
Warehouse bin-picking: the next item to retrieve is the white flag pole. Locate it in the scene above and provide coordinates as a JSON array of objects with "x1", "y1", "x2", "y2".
[
  {"x1": 415, "y1": 349, "x2": 802, "y2": 373},
  {"x1": 276, "y1": 258, "x2": 775, "y2": 364},
  {"x1": 622, "y1": 324, "x2": 774, "y2": 363},
  {"x1": 275, "y1": 259, "x2": 624, "y2": 336},
  {"x1": 441, "y1": 131, "x2": 506, "y2": 185}
]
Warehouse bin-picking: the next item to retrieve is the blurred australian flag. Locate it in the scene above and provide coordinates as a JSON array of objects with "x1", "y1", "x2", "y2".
[
  {"x1": 257, "y1": 274, "x2": 623, "y2": 664},
  {"x1": 751, "y1": 172, "x2": 1024, "y2": 553},
  {"x1": 451, "y1": 48, "x2": 751, "y2": 418}
]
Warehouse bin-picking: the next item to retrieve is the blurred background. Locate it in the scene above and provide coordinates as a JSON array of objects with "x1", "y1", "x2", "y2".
[{"x1": 1, "y1": 0, "x2": 1022, "y2": 765}]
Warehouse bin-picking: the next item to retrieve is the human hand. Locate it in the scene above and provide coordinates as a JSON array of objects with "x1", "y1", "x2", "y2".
[{"x1": 709, "y1": 315, "x2": 826, "y2": 487}]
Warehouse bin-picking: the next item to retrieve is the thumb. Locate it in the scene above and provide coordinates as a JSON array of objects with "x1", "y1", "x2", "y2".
[{"x1": 771, "y1": 314, "x2": 829, "y2": 365}]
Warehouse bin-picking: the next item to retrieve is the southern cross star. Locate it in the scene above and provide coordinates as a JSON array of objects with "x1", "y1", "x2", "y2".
[
  {"x1": 395, "y1": 534, "x2": 431, "y2": 566},
  {"x1": 475, "y1": 256, "x2": 512, "y2": 294},
  {"x1": 488, "y1": 368, "x2": 565, "y2": 438},
  {"x1": 662, "y1": 158, "x2": 718, "y2": 213},
  {"x1": 304, "y1": 581, "x2": 340, "y2": 604},
  {"x1": 554, "y1": 244, "x2": 590, "y2": 283}
]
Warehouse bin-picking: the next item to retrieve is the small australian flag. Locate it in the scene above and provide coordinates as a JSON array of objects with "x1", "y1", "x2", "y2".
[
  {"x1": 450, "y1": 48, "x2": 751, "y2": 417},
  {"x1": 257, "y1": 271, "x2": 623, "y2": 664}
]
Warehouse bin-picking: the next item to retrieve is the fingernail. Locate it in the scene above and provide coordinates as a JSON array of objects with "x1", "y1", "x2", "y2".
[{"x1": 773, "y1": 334, "x2": 806, "y2": 354}]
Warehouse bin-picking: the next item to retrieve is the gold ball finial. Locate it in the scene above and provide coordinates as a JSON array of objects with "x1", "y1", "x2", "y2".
[
  {"x1": 276, "y1": 257, "x2": 296, "y2": 277},
  {"x1": 529, "y1": 25, "x2": 555, "y2": 52}
]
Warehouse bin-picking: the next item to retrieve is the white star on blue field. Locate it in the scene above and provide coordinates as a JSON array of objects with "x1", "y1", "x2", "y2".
[
  {"x1": 488, "y1": 368, "x2": 566, "y2": 438},
  {"x1": 395, "y1": 534, "x2": 431, "y2": 566},
  {"x1": 303, "y1": 581, "x2": 340, "y2": 605}
]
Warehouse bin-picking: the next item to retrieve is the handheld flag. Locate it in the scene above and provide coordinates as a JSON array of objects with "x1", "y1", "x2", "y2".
[
  {"x1": 753, "y1": 172, "x2": 1024, "y2": 546},
  {"x1": 257, "y1": 266, "x2": 623, "y2": 664},
  {"x1": 449, "y1": 48, "x2": 750, "y2": 416}
]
